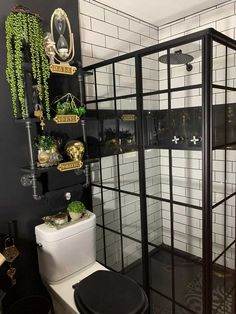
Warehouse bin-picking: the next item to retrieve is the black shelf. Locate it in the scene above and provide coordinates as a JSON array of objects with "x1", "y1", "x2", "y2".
[{"x1": 20, "y1": 158, "x2": 99, "y2": 174}]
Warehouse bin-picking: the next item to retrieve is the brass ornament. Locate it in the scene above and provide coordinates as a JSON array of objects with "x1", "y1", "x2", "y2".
[
  {"x1": 40, "y1": 115, "x2": 45, "y2": 130},
  {"x1": 37, "y1": 146, "x2": 62, "y2": 168},
  {"x1": 50, "y1": 64, "x2": 76, "y2": 75},
  {"x1": 7, "y1": 265, "x2": 16, "y2": 286},
  {"x1": 3, "y1": 237, "x2": 20, "y2": 263},
  {"x1": 65, "y1": 140, "x2": 84, "y2": 161},
  {"x1": 34, "y1": 104, "x2": 43, "y2": 118},
  {"x1": 53, "y1": 114, "x2": 80, "y2": 124},
  {"x1": 57, "y1": 140, "x2": 84, "y2": 172}
]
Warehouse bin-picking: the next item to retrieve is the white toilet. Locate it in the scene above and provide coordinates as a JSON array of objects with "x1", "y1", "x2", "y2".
[
  {"x1": 35, "y1": 210, "x2": 148, "y2": 314},
  {"x1": 35, "y1": 211, "x2": 107, "y2": 314}
]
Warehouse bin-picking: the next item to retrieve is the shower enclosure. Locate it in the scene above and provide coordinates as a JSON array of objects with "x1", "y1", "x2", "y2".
[{"x1": 83, "y1": 28, "x2": 236, "y2": 314}]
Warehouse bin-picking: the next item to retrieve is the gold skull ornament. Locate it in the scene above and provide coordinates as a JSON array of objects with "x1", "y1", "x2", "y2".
[{"x1": 65, "y1": 140, "x2": 85, "y2": 161}]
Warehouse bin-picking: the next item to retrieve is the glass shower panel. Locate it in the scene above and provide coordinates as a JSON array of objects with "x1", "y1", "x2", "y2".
[
  {"x1": 212, "y1": 196, "x2": 235, "y2": 313},
  {"x1": 147, "y1": 197, "x2": 162, "y2": 247},
  {"x1": 118, "y1": 151, "x2": 139, "y2": 194},
  {"x1": 144, "y1": 149, "x2": 161, "y2": 199},
  {"x1": 170, "y1": 40, "x2": 202, "y2": 89},
  {"x1": 226, "y1": 45, "x2": 236, "y2": 89},
  {"x1": 96, "y1": 64, "x2": 114, "y2": 99},
  {"x1": 84, "y1": 69, "x2": 96, "y2": 104},
  {"x1": 150, "y1": 289, "x2": 173, "y2": 314},
  {"x1": 115, "y1": 58, "x2": 136, "y2": 97},
  {"x1": 172, "y1": 149, "x2": 202, "y2": 207},
  {"x1": 102, "y1": 189, "x2": 120, "y2": 232},
  {"x1": 148, "y1": 244, "x2": 173, "y2": 304},
  {"x1": 120, "y1": 192, "x2": 141, "y2": 242},
  {"x1": 122, "y1": 237, "x2": 143, "y2": 284},
  {"x1": 212, "y1": 42, "x2": 226, "y2": 86},
  {"x1": 213, "y1": 87, "x2": 226, "y2": 148},
  {"x1": 142, "y1": 51, "x2": 161, "y2": 93},
  {"x1": 212, "y1": 149, "x2": 225, "y2": 206},
  {"x1": 212, "y1": 202, "x2": 225, "y2": 263},
  {"x1": 105, "y1": 229, "x2": 122, "y2": 271},
  {"x1": 100, "y1": 155, "x2": 119, "y2": 189},
  {"x1": 91, "y1": 185, "x2": 103, "y2": 225},
  {"x1": 96, "y1": 226, "x2": 105, "y2": 265},
  {"x1": 117, "y1": 97, "x2": 137, "y2": 153},
  {"x1": 173, "y1": 204, "x2": 203, "y2": 313},
  {"x1": 226, "y1": 148, "x2": 236, "y2": 198},
  {"x1": 170, "y1": 88, "x2": 202, "y2": 180},
  {"x1": 226, "y1": 89, "x2": 236, "y2": 145}
]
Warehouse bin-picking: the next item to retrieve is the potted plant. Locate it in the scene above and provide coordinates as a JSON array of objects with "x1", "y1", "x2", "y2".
[
  {"x1": 33, "y1": 135, "x2": 62, "y2": 167},
  {"x1": 5, "y1": 5, "x2": 51, "y2": 120},
  {"x1": 67, "y1": 201, "x2": 86, "y2": 221},
  {"x1": 53, "y1": 93, "x2": 86, "y2": 117}
]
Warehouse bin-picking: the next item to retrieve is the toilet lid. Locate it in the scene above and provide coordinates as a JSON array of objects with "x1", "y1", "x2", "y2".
[{"x1": 74, "y1": 270, "x2": 148, "y2": 314}]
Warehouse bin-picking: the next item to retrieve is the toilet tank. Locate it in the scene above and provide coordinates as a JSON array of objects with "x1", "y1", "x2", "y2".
[{"x1": 35, "y1": 211, "x2": 96, "y2": 283}]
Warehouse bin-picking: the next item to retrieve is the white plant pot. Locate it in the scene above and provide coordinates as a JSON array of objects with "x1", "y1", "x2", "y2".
[{"x1": 69, "y1": 212, "x2": 83, "y2": 221}]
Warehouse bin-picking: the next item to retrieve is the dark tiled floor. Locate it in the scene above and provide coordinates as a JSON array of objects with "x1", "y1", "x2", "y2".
[{"x1": 124, "y1": 247, "x2": 235, "y2": 314}]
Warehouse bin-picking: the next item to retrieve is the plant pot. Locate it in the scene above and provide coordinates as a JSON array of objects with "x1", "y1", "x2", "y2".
[
  {"x1": 38, "y1": 149, "x2": 50, "y2": 165},
  {"x1": 68, "y1": 211, "x2": 83, "y2": 221}
]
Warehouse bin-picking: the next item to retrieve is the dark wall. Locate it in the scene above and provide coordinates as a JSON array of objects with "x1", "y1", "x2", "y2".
[
  {"x1": 0, "y1": 0, "x2": 81, "y2": 239},
  {"x1": 0, "y1": 0, "x2": 84, "y2": 308}
]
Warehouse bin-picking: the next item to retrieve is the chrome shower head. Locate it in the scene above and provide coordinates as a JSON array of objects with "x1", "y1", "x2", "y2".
[{"x1": 158, "y1": 49, "x2": 194, "y2": 71}]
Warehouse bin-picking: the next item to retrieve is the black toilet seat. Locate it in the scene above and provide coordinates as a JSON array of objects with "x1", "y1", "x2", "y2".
[{"x1": 73, "y1": 270, "x2": 148, "y2": 314}]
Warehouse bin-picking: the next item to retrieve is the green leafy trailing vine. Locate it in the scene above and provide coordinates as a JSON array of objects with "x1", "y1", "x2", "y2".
[{"x1": 5, "y1": 8, "x2": 51, "y2": 119}]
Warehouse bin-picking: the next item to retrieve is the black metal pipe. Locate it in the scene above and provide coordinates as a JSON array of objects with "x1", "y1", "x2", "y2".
[{"x1": 202, "y1": 34, "x2": 213, "y2": 314}]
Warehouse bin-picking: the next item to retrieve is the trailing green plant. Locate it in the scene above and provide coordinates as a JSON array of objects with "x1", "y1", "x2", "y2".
[
  {"x1": 33, "y1": 135, "x2": 56, "y2": 151},
  {"x1": 5, "y1": 6, "x2": 51, "y2": 119},
  {"x1": 67, "y1": 201, "x2": 86, "y2": 214}
]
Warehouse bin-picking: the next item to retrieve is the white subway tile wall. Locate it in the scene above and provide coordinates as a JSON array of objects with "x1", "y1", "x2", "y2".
[{"x1": 80, "y1": 0, "x2": 236, "y2": 270}]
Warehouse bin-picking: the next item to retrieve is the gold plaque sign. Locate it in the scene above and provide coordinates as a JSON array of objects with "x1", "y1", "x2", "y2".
[
  {"x1": 121, "y1": 114, "x2": 136, "y2": 121},
  {"x1": 53, "y1": 115, "x2": 80, "y2": 124},
  {"x1": 50, "y1": 64, "x2": 77, "y2": 75},
  {"x1": 57, "y1": 160, "x2": 83, "y2": 172}
]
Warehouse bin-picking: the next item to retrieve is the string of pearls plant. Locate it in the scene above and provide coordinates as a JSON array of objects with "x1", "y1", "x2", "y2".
[{"x1": 5, "y1": 6, "x2": 51, "y2": 119}]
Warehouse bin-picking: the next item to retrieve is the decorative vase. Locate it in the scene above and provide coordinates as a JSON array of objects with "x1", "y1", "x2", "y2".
[
  {"x1": 38, "y1": 149, "x2": 50, "y2": 165},
  {"x1": 37, "y1": 146, "x2": 62, "y2": 167}
]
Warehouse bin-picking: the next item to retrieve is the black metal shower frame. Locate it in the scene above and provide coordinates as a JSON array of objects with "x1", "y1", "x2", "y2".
[{"x1": 83, "y1": 28, "x2": 236, "y2": 314}]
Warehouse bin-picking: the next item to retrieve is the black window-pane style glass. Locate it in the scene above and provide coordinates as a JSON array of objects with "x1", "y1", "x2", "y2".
[
  {"x1": 122, "y1": 236, "x2": 143, "y2": 286},
  {"x1": 84, "y1": 30, "x2": 236, "y2": 314}
]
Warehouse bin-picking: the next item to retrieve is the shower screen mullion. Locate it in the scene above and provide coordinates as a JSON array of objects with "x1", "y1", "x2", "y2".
[
  {"x1": 135, "y1": 55, "x2": 150, "y2": 298},
  {"x1": 223, "y1": 45, "x2": 228, "y2": 310},
  {"x1": 202, "y1": 34, "x2": 213, "y2": 314},
  {"x1": 94, "y1": 68, "x2": 107, "y2": 265},
  {"x1": 167, "y1": 48, "x2": 176, "y2": 314},
  {"x1": 112, "y1": 62, "x2": 125, "y2": 273}
]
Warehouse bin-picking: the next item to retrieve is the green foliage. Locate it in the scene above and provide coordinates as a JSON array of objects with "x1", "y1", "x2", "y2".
[
  {"x1": 56, "y1": 101, "x2": 79, "y2": 115},
  {"x1": 67, "y1": 201, "x2": 86, "y2": 213},
  {"x1": 33, "y1": 135, "x2": 56, "y2": 150},
  {"x1": 5, "y1": 11, "x2": 50, "y2": 119},
  {"x1": 55, "y1": 100, "x2": 86, "y2": 117}
]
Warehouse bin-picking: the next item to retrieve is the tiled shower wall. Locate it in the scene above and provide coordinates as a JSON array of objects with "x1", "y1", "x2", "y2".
[
  {"x1": 79, "y1": 0, "x2": 236, "y2": 269},
  {"x1": 158, "y1": 0, "x2": 236, "y2": 268}
]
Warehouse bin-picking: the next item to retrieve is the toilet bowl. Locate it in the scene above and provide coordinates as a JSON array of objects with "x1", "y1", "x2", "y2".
[{"x1": 35, "y1": 211, "x2": 148, "y2": 314}]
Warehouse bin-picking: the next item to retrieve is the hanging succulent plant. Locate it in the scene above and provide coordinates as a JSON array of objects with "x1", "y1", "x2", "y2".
[{"x1": 5, "y1": 6, "x2": 51, "y2": 119}]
